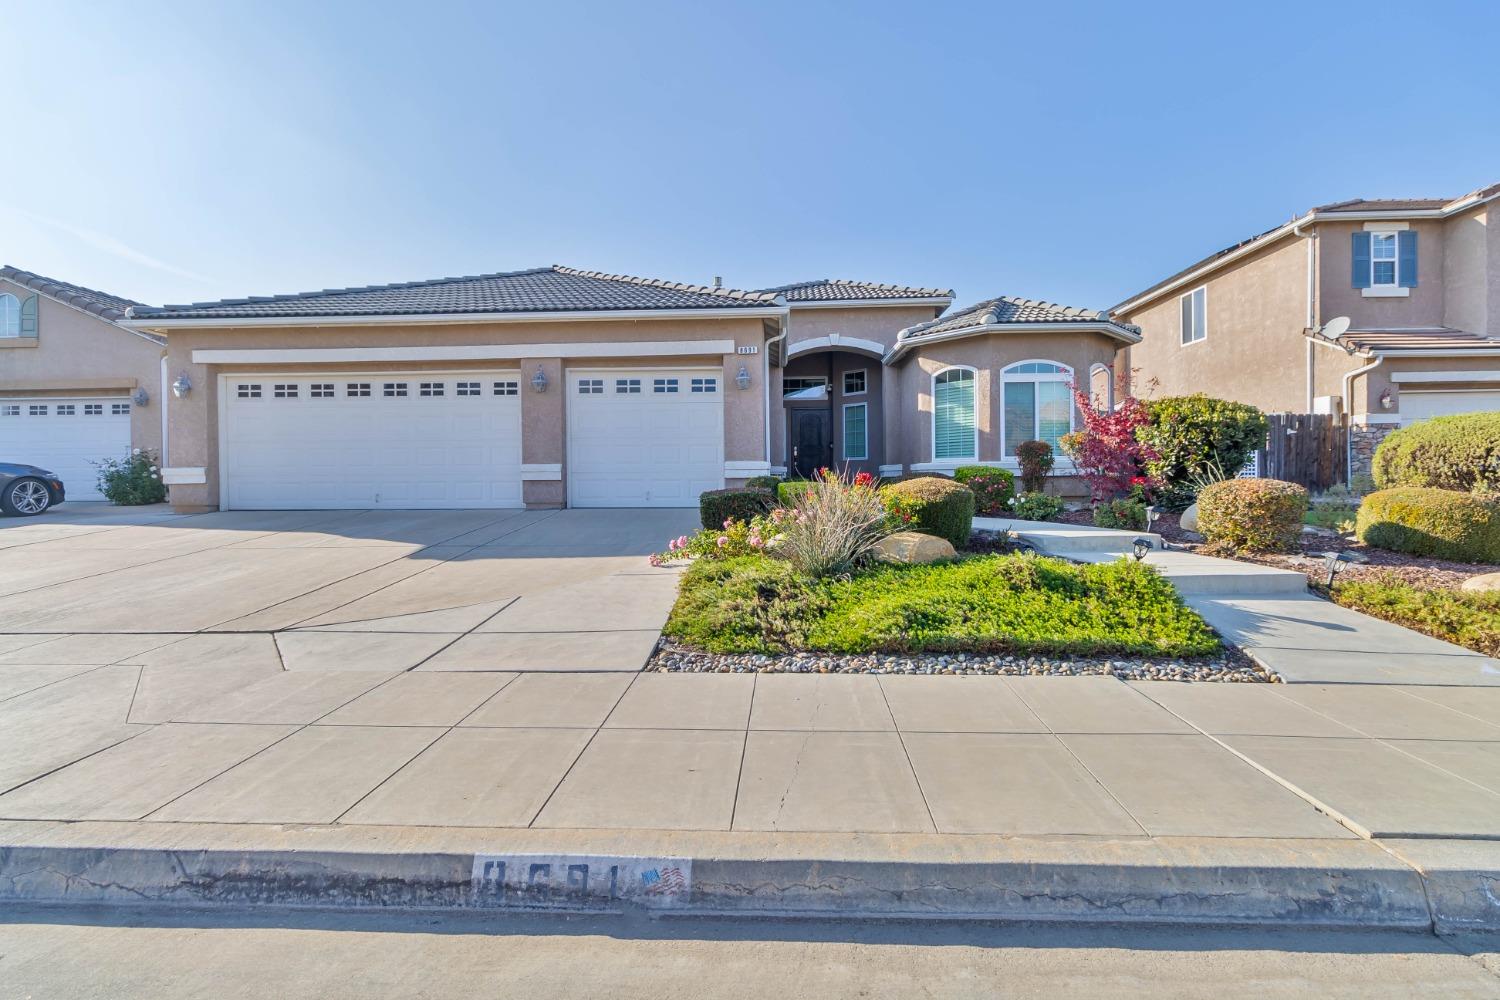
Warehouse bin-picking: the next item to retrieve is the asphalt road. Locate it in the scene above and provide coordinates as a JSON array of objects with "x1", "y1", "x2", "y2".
[{"x1": 2, "y1": 907, "x2": 1497, "y2": 999}]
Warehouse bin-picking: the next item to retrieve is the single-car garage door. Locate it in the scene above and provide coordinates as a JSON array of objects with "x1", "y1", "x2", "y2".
[
  {"x1": 0, "y1": 397, "x2": 131, "y2": 501},
  {"x1": 1401, "y1": 390, "x2": 1500, "y2": 425},
  {"x1": 222, "y1": 373, "x2": 523, "y2": 509},
  {"x1": 567, "y1": 369, "x2": 724, "y2": 507}
]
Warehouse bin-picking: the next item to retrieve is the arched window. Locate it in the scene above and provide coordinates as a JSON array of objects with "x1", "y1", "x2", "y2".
[
  {"x1": 1088, "y1": 363, "x2": 1114, "y2": 411},
  {"x1": 0, "y1": 294, "x2": 19, "y2": 339},
  {"x1": 1001, "y1": 360, "x2": 1073, "y2": 457},
  {"x1": 932, "y1": 367, "x2": 977, "y2": 461}
]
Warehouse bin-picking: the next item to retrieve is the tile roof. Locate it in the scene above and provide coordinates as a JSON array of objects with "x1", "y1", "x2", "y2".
[
  {"x1": 901, "y1": 295, "x2": 1136, "y2": 339},
  {"x1": 1113, "y1": 180, "x2": 1500, "y2": 314},
  {"x1": 1319, "y1": 327, "x2": 1500, "y2": 354},
  {"x1": 757, "y1": 278, "x2": 953, "y2": 303},
  {"x1": 130, "y1": 266, "x2": 784, "y2": 321},
  {"x1": 0, "y1": 265, "x2": 146, "y2": 323},
  {"x1": 1311, "y1": 197, "x2": 1450, "y2": 213}
]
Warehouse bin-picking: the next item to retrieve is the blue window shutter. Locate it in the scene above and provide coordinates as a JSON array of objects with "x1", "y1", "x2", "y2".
[
  {"x1": 1351, "y1": 232, "x2": 1371, "y2": 289},
  {"x1": 1398, "y1": 230, "x2": 1418, "y2": 287},
  {"x1": 18, "y1": 295, "x2": 38, "y2": 338}
]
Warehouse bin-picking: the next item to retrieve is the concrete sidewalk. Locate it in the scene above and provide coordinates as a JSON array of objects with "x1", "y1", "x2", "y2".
[{"x1": 991, "y1": 517, "x2": 1500, "y2": 686}]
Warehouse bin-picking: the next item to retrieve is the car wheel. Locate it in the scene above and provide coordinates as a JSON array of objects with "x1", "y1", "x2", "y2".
[{"x1": 1, "y1": 478, "x2": 53, "y2": 517}]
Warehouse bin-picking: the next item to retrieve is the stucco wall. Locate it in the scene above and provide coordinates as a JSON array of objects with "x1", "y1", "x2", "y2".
[
  {"x1": 784, "y1": 304, "x2": 942, "y2": 354},
  {"x1": 153, "y1": 315, "x2": 768, "y2": 509},
  {"x1": 1443, "y1": 206, "x2": 1489, "y2": 336},
  {"x1": 1319, "y1": 219, "x2": 1448, "y2": 330},
  {"x1": 0, "y1": 278, "x2": 164, "y2": 457},
  {"x1": 1118, "y1": 235, "x2": 1330, "y2": 414},
  {"x1": 886, "y1": 330, "x2": 1122, "y2": 496}
]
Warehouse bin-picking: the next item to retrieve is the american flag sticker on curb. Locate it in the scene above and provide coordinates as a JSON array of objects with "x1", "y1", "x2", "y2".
[{"x1": 470, "y1": 854, "x2": 693, "y2": 908}]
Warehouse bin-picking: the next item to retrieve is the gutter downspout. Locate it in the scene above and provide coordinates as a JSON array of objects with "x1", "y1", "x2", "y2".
[
  {"x1": 1293, "y1": 219, "x2": 1318, "y2": 412},
  {"x1": 764, "y1": 316, "x2": 789, "y2": 472},
  {"x1": 1343, "y1": 354, "x2": 1384, "y2": 484},
  {"x1": 159, "y1": 354, "x2": 169, "y2": 466}
]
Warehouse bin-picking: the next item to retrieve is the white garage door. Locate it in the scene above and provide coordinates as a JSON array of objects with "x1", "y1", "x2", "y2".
[
  {"x1": 567, "y1": 369, "x2": 724, "y2": 507},
  {"x1": 222, "y1": 374, "x2": 523, "y2": 509},
  {"x1": 1401, "y1": 390, "x2": 1500, "y2": 425},
  {"x1": 0, "y1": 397, "x2": 131, "y2": 501}
]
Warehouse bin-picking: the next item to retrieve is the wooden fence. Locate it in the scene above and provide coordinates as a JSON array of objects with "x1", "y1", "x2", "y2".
[{"x1": 1258, "y1": 413, "x2": 1347, "y2": 491}]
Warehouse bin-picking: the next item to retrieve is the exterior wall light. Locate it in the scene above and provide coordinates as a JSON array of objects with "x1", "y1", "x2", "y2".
[
  {"x1": 530, "y1": 365, "x2": 549, "y2": 393},
  {"x1": 1379, "y1": 388, "x2": 1395, "y2": 410},
  {"x1": 131, "y1": 387, "x2": 150, "y2": 407},
  {"x1": 735, "y1": 365, "x2": 752, "y2": 390},
  {"x1": 171, "y1": 373, "x2": 192, "y2": 398},
  {"x1": 1131, "y1": 537, "x2": 1153, "y2": 561}
]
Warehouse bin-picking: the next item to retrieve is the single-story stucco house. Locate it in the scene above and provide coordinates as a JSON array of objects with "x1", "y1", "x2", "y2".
[
  {"x1": 0, "y1": 263, "x2": 1137, "y2": 513},
  {"x1": 0, "y1": 266, "x2": 166, "y2": 500}
]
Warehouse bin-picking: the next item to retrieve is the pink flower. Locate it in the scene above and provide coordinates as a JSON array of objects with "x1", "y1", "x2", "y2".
[
  {"x1": 667, "y1": 538, "x2": 679, "y2": 551},
  {"x1": 723, "y1": 518, "x2": 734, "y2": 529},
  {"x1": 677, "y1": 535, "x2": 689, "y2": 548},
  {"x1": 716, "y1": 536, "x2": 728, "y2": 547},
  {"x1": 748, "y1": 535, "x2": 763, "y2": 548}
]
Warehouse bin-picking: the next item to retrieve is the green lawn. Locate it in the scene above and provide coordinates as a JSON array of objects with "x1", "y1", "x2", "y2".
[
  {"x1": 1332, "y1": 574, "x2": 1500, "y2": 657},
  {"x1": 664, "y1": 553, "x2": 1222, "y2": 657}
]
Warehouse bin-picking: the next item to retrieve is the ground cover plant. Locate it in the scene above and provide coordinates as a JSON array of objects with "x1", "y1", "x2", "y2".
[
  {"x1": 1331, "y1": 573, "x2": 1500, "y2": 657},
  {"x1": 663, "y1": 552, "x2": 1220, "y2": 657}
]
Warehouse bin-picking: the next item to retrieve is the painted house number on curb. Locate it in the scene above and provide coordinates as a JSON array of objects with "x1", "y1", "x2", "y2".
[{"x1": 470, "y1": 854, "x2": 692, "y2": 907}]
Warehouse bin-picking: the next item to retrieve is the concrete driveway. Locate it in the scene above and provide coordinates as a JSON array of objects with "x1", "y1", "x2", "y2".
[{"x1": 0, "y1": 504, "x2": 697, "y2": 681}]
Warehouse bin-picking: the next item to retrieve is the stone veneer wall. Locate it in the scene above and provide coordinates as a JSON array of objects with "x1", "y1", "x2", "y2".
[{"x1": 1350, "y1": 424, "x2": 1400, "y2": 481}]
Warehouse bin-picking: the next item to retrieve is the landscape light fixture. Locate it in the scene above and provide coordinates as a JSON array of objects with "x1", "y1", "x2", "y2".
[
  {"x1": 530, "y1": 365, "x2": 549, "y2": 393},
  {"x1": 170, "y1": 373, "x2": 192, "y2": 399},
  {"x1": 1322, "y1": 550, "x2": 1355, "y2": 588},
  {"x1": 1132, "y1": 537, "x2": 1152, "y2": 562},
  {"x1": 735, "y1": 365, "x2": 752, "y2": 390}
]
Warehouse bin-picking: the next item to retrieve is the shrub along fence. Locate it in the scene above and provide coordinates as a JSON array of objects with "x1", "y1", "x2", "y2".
[{"x1": 1256, "y1": 413, "x2": 1347, "y2": 492}]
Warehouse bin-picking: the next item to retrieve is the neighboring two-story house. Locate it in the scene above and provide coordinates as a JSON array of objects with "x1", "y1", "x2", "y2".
[{"x1": 1112, "y1": 182, "x2": 1500, "y2": 478}]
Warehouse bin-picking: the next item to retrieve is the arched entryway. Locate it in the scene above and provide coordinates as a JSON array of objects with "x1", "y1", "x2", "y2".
[{"x1": 779, "y1": 346, "x2": 884, "y2": 478}]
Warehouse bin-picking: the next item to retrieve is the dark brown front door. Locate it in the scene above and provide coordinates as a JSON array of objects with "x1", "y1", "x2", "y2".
[{"x1": 790, "y1": 409, "x2": 831, "y2": 479}]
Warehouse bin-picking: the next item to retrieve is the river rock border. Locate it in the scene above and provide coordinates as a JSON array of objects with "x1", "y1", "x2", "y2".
[{"x1": 650, "y1": 640, "x2": 1275, "y2": 682}]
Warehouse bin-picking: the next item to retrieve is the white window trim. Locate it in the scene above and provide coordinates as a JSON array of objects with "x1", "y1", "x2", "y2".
[
  {"x1": 1366, "y1": 229, "x2": 1403, "y2": 290},
  {"x1": 1179, "y1": 286, "x2": 1207, "y2": 346},
  {"x1": 842, "y1": 402, "x2": 869, "y2": 461},
  {"x1": 999, "y1": 359, "x2": 1075, "y2": 459},
  {"x1": 1088, "y1": 362, "x2": 1114, "y2": 410},
  {"x1": 0, "y1": 292, "x2": 19, "y2": 339},
  {"x1": 931, "y1": 365, "x2": 979, "y2": 463},
  {"x1": 842, "y1": 368, "x2": 868, "y2": 397}
]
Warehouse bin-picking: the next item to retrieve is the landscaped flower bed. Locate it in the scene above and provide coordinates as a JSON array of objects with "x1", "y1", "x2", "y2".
[{"x1": 662, "y1": 553, "x2": 1221, "y2": 659}]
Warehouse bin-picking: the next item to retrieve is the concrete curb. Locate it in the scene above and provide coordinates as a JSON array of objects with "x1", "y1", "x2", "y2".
[{"x1": 0, "y1": 821, "x2": 1473, "y2": 930}]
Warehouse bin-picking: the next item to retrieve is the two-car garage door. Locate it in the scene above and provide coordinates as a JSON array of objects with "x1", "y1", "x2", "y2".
[
  {"x1": 220, "y1": 368, "x2": 726, "y2": 510},
  {"x1": 0, "y1": 398, "x2": 131, "y2": 501},
  {"x1": 222, "y1": 373, "x2": 523, "y2": 509}
]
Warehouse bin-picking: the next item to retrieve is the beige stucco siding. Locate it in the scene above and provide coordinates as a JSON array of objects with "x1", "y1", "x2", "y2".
[
  {"x1": 1118, "y1": 235, "x2": 1328, "y2": 414},
  {"x1": 1443, "y1": 206, "x2": 1489, "y2": 336},
  {"x1": 155, "y1": 316, "x2": 767, "y2": 510},
  {"x1": 888, "y1": 331, "x2": 1121, "y2": 496},
  {"x1": 1319, "y1": 219, "x2": 1449, "y2": 331},
  {"x1": 0, "y1": 277, "x2": 164, "y2": 457}
]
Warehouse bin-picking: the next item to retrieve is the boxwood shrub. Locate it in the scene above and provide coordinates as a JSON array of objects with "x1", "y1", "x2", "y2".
[
  {"x1": 1093, "y1": 498, "x2": 1148, "y2": 530},
  {"x1": 1196, "y1": 477, "x2": 1308, "y2": 552},
  {"x1": 953, "y1": 465, "x2": 1015, "y2": 515},
  {"x1": 1138, "y1": 394, "x2": 1267, "y2": 489},
  {"x1": 744, "y1": 475, "x2": 782, "y2": 491},
  {"x1": 880, "y1": 476, "x2": 975, "y2": 547},
  {"x1": 698, "y1": 487, "x2": 773, "y2": 529},
  {"x1": 1371, "y1": 413, "x2": 1500, "y2": 492},
  {"x1": 776, "y1": 480, "x2": 816, "y2": 506},
  {"x1": 1356, "y1": 487, "x2": 1500, "y2": 563}
]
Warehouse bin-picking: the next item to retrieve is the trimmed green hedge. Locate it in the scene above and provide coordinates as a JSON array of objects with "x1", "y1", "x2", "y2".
[
  {"x1": 776, "y1": 480, "x2": 816, "y2": 506},
  {"x1": 880, "y1": 476, "x2": 975, "y2": 547},
  {"x1": 1196, "y1": 477, "x2": 1308, "y2": 552},
  {"x1": 1138, "y1": 394, "x2": 1267, "y2": 487},
  {"x1": 698, "y1": 487, "x2": 773, "y2": 530},
  {"x1": 953, "y1": 465, "x2": 1015, "y2": 515},
  {"x1": 744, "y1": 475, "x2": 782, "y2": 491},
  {"x1": 1371, "y1": 413, "x2": 1500, "y2": 492},
  {"x1": 1356, "y1": 487, "x2": 1500, "y2": 563}
]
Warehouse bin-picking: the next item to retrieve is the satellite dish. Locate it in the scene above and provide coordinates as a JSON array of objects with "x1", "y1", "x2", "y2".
[{"x1": 1321, "y1": 316, "x2": 1351, "y2": 340}]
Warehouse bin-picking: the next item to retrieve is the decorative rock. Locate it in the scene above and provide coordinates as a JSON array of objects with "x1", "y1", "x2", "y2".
[
  {"x1": 1461, "y1": 572, "x2": 1500, "y2": 593},
  {"x1": 1179, "y1": 502, "x2": 1200, "y2": 533},
  {"x1": 872, "y1": 531, "x2": 958, "y2": 564}
]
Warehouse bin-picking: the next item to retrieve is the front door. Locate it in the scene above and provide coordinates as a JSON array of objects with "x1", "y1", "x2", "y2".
[{"x1": 789, "y1": 408, "x2": 831, "y2": 479}]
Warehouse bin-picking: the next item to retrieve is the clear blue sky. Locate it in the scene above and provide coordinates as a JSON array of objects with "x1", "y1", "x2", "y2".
[{"x1": 5, "y1": 0, "x2": 1497, "y2": 312}]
